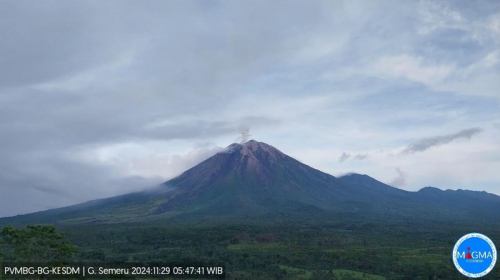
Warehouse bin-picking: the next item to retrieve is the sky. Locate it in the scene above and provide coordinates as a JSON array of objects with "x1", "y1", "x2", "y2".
[{"x1": 0, "y1": 0, "x2": 499, "y2": 217}]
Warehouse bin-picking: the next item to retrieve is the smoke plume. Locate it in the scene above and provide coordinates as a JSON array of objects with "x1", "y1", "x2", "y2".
[
  {"x1": 390, "y1": 168, "x2": 407, "y2": 188},
  {"x1": 239, "y1": 125, "x2": 251, "y2": 143}
]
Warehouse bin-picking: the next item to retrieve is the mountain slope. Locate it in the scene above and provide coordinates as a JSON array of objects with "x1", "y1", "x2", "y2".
[
  {"x1": 155, "y1": 140, "x2": 348, "y2": 215},
  {"x1": 1, "y1": 140, "x2": 499, "y2": 225}
]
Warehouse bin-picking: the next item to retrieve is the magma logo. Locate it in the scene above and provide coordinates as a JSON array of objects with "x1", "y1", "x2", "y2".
[{"x1": 452, "y1": 233, "x2": 497, "y2": 278}]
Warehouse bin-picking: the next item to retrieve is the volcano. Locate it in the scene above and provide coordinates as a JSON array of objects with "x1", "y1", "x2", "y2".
[
  {"x1": 157, "y1": 140, "x2": 348, "y2": 214},
  {"x1": 1, "y1": 140, "x2": 500, "y2": 225}
]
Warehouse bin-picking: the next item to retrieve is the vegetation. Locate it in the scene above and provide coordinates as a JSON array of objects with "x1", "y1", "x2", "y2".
[
  {"x1": 0, "y1": 225, "x2": 76, "y2": 263},
  {"x1": 31, "y1": 218, "x2": 498, "y2": 279}
]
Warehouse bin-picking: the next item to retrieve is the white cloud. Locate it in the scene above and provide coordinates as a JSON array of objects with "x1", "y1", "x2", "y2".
[
  {"x1": 368, "y1": 55, "x2": 455, "y2": 86},
  {"x1": 417, "y1": 1, "x2": 466, "y2": 35},
  {"x1": 365, "y1": 50, "x2": 500, "y2": 99},
  {"x1": 416, "y1": 2, "x2": 500, "y2": 44},
  {"x1": 77, "y1": 141, "x2": 224, "y2": 179}
]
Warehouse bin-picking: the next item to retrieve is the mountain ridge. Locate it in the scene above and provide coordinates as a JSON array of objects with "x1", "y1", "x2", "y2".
[{"x1": 1, "y1": 140, "x2": 499, "y2": 225}]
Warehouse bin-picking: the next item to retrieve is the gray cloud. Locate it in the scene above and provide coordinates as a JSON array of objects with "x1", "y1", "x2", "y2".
[
  {"x1": 0, "y1": 0, "x2": 498, "y2": 216},
  {"x1": 339, "y1": 152, "x2": 351, "y2": 162},
  {"x1": 0, "y1": 151, "x2": 163, "y2": 217},
  {"x1": 390, "y1": 168, "x2": 407, "y2": 188},
  {"x1": 353, "y1": 154, "x2": 368, "y2": 160},
  {"x1": 0, "y1": 0, "x2": 298, "y2": 217},
  {"x1": 339, "y1": 153, "x2": 368, "y2": 162},
  {"x1": 494, "y1": 123, "x2": 500, "y2": 130},
  {"x1": 401, "y1": 128, "x2": 482, "y2": 154}
]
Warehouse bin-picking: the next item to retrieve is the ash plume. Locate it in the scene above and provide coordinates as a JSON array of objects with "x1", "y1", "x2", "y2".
[{"x1": 239, "y1": 125, "x2": 251, "y2": 143}]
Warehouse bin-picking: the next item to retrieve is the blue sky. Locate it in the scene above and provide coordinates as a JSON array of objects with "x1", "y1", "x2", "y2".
[{"x1": 0, "y1": 0, "x2": 499, "y2": 217}]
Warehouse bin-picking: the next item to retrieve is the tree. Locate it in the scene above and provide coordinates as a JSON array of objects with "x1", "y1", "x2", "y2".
[{"x1": 0, "y1": 225, "x2": 76, "y2": 262}]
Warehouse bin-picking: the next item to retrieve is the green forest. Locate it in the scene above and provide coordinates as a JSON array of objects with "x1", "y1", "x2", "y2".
[{"x1": 1, "y1": 218, "x2": 498, "y2": 279}]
